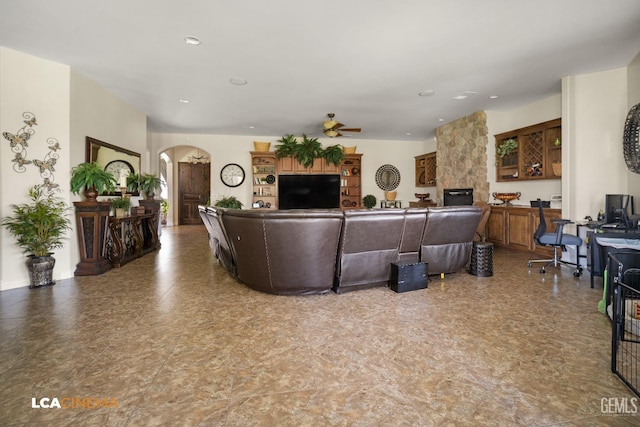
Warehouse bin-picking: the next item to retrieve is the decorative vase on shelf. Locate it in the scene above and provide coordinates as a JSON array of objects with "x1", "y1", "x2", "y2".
[{"x1": 385, "y1": 191, "x2": 397, "y2": 201}]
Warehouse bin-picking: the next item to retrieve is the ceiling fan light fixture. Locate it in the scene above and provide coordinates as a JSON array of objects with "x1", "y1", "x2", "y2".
[
  {"x1": 324, "y1": 129, "x2": 339, "y2": 138},
  {"x1": 323, "y1": 120, "x2": 338, "y2": 129}
]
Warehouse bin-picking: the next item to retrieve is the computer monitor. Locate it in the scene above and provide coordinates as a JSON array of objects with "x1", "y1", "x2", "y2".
[{"x1": 605, "y1": 194, "x2": 634, "y2": 224}]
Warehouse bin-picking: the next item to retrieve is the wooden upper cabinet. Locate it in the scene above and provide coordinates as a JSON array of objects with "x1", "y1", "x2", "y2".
[
  {"x1": 415, "y1": 152, "x2": 436, "y2": 187},
  {"x1": 278, "y1": 156, "x2": 339, "y2": 174},
  {"x1": 495, "y1": 118, "x2": 561, "y2": 182}
]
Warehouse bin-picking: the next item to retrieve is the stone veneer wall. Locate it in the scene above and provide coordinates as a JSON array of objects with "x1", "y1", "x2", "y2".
[{"x1": 435, "y1": 110, "x2": 489, "y2": 204}]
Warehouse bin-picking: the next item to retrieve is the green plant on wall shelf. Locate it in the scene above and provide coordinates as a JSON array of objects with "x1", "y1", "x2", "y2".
[
  {"x1": 497, "y1": 138, "x2": 518, "y2": 158},
  {"x1": 322, "y1": 144, "x2": 345, "y2": 167},
  {"x1": 295, "y1": 135, "x2": 323, "y2": 168},
  {"x1": 274, "y1": 134, "x2": 299, "y2": 159}
]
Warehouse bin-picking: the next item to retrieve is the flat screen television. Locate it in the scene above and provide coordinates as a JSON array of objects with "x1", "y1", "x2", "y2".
[
  {"x1": 278, "y1": 174, "x2": 340, "y2": 210},
  {"x1": 605, "y1": 194, "x2": 634, "y2": 224}
]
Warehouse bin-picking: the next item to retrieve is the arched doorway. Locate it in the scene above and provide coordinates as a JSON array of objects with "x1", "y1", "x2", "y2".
[{"x1": 159, "y1": 146, "x2": 211, "y2": 226}]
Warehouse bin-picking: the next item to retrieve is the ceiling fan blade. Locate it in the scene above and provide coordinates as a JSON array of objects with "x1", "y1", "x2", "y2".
[{"x1": 339, "y1": 128, "x2": 361, "y2": 132}]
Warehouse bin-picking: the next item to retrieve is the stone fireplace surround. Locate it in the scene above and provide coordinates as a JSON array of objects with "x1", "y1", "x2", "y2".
[{"x1": 435, "y1": 110, "x2": 489, "y2": 205}]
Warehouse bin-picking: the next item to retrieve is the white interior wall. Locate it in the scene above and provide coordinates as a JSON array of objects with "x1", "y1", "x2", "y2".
[
  {"x1": 69, "y1": 70, "x2": 148, "y2": 272},
  {"x1": 0, "y1": 47, "x2": 71, "y2": 290},
  {"x1": 563, "y1": 68, "x2": 629, "y2": 221},
  {"x1": 150, "y1": 134, "x2": 427, "y2": 211},
  {"x1": 486, "y1": 95, "x2": 563, "y2": 205}
]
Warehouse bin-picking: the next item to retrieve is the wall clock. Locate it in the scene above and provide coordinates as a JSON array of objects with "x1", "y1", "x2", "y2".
[
  {"x1": 220, "y1": 163, "x2": 245, "y2": 187},
  {"x1": 104, "y1": 159, "x2": 134, "y2": 177}
]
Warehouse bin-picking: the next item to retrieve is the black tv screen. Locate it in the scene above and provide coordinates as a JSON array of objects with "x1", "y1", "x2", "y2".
[{"x1": 278, "y1": 174, "x2": 340, "y2": 209}]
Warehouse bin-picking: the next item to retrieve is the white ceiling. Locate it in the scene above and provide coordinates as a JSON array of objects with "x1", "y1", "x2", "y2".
[{"x1": 1, "y1": 0, "x2": 640, "y2": 142}]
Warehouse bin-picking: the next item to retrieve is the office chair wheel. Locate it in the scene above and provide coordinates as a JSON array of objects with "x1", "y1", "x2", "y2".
[
  {"x1": 540, "y1": 268, "x2": 546, "y2": 274},
  {"x1": 574, "y1": 269, "x2": 582, "y2": 277},
  {"x1": 527, "y1": 261, "x2": 533, "y2": 267}
]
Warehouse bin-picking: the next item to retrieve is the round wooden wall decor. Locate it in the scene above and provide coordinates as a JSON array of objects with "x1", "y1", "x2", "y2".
[
  {"x1": 375, "y1": 164, "x2": 401, "y2": 191},
  {"x1": 623, "y1": 102, "x2": 640, "y2": 174}
]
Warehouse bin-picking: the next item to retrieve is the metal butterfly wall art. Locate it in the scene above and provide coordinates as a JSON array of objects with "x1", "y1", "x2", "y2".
[{"x1": 1, "y1": 112, "x2": 62, "y2": 192}]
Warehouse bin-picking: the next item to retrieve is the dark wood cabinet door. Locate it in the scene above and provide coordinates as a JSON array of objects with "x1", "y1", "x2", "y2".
[{"x1": 178, "y1": 162, "x2": 210, "y2": 225}]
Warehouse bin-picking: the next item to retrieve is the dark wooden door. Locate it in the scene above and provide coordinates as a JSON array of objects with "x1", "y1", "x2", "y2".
[{"x1": 178, "y1": 162, "x2": 210, "y2": 225}]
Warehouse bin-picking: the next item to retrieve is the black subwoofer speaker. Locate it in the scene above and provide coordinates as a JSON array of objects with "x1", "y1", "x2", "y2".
[{"x1": 389, "y1": 262, "x2": 428, "y2": 293}]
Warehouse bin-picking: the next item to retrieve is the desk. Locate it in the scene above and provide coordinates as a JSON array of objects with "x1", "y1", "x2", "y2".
[
  {"x1": 587, "y1": 229, "x2": 640, "y2": 288},
  {"x1": 381, "y1": 200, "x2": 402, "y2": 208}
]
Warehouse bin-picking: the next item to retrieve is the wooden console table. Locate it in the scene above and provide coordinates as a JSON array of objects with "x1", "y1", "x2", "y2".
[{"x1": 106, "y1": 213, "x2": 159, "y2": 268}]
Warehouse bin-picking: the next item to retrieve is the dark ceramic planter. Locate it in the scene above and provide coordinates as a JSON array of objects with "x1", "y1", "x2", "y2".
[{"x1": 26, "y1": 254, "x2": 56, "y2": 288}]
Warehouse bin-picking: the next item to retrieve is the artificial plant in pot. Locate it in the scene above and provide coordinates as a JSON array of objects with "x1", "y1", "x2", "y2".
[
  {"x1": 110, "y1": 197, "x2": 131, "y2": 217},
  {"x1": 70, "y1": 161, "x2": 117, "y2": 201},
  {"x1": 295, "y1": 134, "x2": 323, "y2": 168},
  {"x1": 160, "y1": 199, "x2": 169, "y2": 225},
  {"x1": 1, "y1": 185, "x2": 71, "y2": 288},
  {"x1": 497, "y1": 138, "x2": 518, "y2": 158},
  {"x1": 139, "y1": 173, "x2": 162, "y2": 199},
  {"x1": 126, "y1": 173, "x2": 140, "y2": 193},
  {"x1": 214, "y1": 196, "x2": 243, "y2": 209},
  {"x1": 323, "y1": 144, "x2": 345, "y2": 167},
  {"x1": 363, "y1": 194, "x2": 377, "y2": 209},
  {"x1": 274, "y1": 134, "x2": 299, "y2": 159}
]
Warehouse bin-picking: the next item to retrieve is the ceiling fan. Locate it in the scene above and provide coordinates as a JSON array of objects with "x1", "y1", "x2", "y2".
[{"x1": 322, "y1": 113, "x2": 361, "y2": 138}]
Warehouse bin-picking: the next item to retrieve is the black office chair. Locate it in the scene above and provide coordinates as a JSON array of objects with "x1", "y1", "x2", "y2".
[{"x1": 527, "y1": 199, "x2": 583, "y2": 277}]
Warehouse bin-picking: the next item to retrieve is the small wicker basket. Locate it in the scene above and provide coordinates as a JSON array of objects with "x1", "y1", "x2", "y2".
[
  {"x1": 342, "y1": 145, "x2": 357, "y2": 154},
  {"x1": 552, "y1": 161, "x2": 562, "y2": 176},
  {"x1": 253, "y1": 141, "x2": 271, "y2": 152}
]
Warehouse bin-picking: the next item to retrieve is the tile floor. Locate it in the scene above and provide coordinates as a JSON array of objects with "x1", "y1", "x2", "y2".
[{"x1": 0, "y1": 225, "x2": 638, "y2": 426}]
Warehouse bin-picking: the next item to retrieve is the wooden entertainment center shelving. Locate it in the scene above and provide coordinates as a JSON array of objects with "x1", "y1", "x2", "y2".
[{"x1": 250, "y1": 152, "x2": 362, "y2": 210}]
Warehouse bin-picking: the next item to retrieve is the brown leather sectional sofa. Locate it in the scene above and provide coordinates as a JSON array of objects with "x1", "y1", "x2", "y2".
[{"x1": 199, "y1": 205, "x2": 481, "y2": 295}]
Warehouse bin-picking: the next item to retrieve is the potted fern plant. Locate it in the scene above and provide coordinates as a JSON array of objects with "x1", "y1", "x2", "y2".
[
  {"x1": 322, "y1": 144, "x2": 345, "y2": 167},
  {"x1": 1, "y1": 185, "x2": 71, "y2": 288},
  {"x1": 274, "y1": 134, "x2": 299, "y2": 159},
  {"x1": 295, "y1": 134, "x2": 323, "y2": 168},
  {"x1": 139, "y1": 173, "x2": 162, "y2": 199},
  {"x1": 70, "y1": 162, "x2": 117, "y2": 201}
]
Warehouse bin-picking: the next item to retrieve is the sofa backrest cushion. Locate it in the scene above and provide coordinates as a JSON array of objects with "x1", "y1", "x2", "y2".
[
  {"x1": 420, "y1": 206, "x2": 481, "y2": 274},
  {"x1": 335, "y1": 209, "x2": 406, "y2": 290}
]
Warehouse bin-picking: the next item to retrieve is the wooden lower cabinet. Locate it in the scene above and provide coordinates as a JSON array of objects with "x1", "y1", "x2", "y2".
[{"x1": 487, "y1": 206, "x2": 561, "y2": 256}]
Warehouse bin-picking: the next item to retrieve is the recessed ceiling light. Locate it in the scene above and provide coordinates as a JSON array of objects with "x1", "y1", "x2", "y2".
[
  {"x1": 184, "y1": 36, "x2": 201, "y2": 45},
  {"x1": 418, "y1": 90, "x2": 435, "y2": 97},
  {"x1": 229, "y1": 78, "x2": 247, "y2": 86},
  {"x1": 179, "y1": 99, "x2": 191, "y2": 104},
  {"x1": 438, "y1": 118, "x2": 445, "y2": 122},
  {"x1": 406, "y1": 132, "x2": 412, "y2": 136},
  {"x1": 489, "y1": 95, "x2": 499, "y2": 99},
  {"x1": 248, "y1": 126, "x2": 255, "y2": 129}
]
